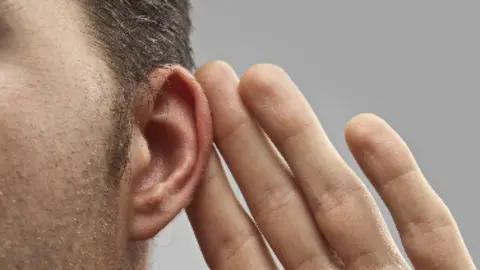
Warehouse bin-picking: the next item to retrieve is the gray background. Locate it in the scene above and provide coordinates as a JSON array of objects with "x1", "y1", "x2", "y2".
[{"x1": 149, "y1": 1, "x2": 480, "y2": 269}]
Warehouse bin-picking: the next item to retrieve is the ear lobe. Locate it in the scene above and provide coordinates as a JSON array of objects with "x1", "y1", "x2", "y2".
[{"x1": 129, "y1": 66, "x2": 212, "y2": 241}]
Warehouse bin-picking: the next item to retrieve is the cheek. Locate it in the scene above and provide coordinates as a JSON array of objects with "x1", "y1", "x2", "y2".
[
  {"x1": 0, "y1": 55, "x2": 125, "y2": 264},
  {"x1": 0, "y1": 55, "x2": 117, "y2": 221},
  {"x1": 0, "y1": 61, "x2": 109, "y2": 164},
  {"x1": 0, "y1": 1, "x2": 130, "y2": 265},
  {"x1": 0, "y1": 0, "x2": 119, "y2": 185}
]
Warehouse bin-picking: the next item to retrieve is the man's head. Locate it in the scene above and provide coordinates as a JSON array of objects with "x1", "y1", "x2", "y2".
[{"x1": 0, "y1": 1, "x2": 212, "y2": 269}]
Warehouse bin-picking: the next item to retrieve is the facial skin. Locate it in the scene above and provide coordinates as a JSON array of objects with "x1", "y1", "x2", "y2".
[{"x1": 0, "y1": 1, "x2": 212, "y2": 269}]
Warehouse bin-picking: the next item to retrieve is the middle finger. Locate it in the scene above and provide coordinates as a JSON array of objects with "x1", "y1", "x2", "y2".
[{"x1": 239, "y1": 64, "x2": 408, "y2": 269}]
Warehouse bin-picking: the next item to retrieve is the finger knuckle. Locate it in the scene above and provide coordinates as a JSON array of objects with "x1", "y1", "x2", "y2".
[
  {"x1": 277, "y1": 121, "x2": 313, "y2": 149},
  {"x1": 293, "y1": 254, "x2": 335, "y2": 270},
  {"x1": 377, "y1": 166, "x2": 419, "y2": 192},
  {"x1": 215, "y1": 119, "x2": 250, "y2": 144},
  {"x1": 348, "y1": 249, "x2": 407, "y2": 270},
  {"x1": 308, "y1": 180, "x2": 368, "y2": 218},
  {"x1": 210, "y1": 230, "x2": 260, "y2": 267},
  {"x1": 250, "y1": 183, "x2": 298, "y2": 224},
  {"x1": 400, "y1": 210, "x2": 456, "y2": 248}
]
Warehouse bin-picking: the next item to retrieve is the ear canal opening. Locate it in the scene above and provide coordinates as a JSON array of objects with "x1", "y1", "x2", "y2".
[{"x1": 135, "y1": 122, "x2": 179, "y2": 192}]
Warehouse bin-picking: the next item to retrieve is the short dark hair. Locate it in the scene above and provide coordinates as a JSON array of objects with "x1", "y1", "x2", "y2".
[
  {"x1": 80, "y1": 0, "x2": 194, "y2": 180},
  {"x1": 82, "y1": 0, "x2": 194, "y2": 90}
]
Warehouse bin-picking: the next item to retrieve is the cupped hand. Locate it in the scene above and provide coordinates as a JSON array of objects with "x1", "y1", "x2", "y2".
[{"x1": 186, "y1": 62, "x2": 476, "y2": 270}]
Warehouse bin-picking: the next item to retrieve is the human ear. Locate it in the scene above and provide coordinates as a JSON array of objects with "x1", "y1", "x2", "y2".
[{"x1": 128, "y1": 65, "x2": 212, "y2": 240}]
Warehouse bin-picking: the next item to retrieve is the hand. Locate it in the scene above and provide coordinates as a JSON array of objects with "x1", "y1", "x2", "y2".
[{"x1": 186, "y1": 62, "x2": 476, "y2": 270}]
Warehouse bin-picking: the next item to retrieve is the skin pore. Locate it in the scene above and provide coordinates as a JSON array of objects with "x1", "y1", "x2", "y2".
[{"x1": 0, "y1": 1, "x2": 211, "y2": 269}]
